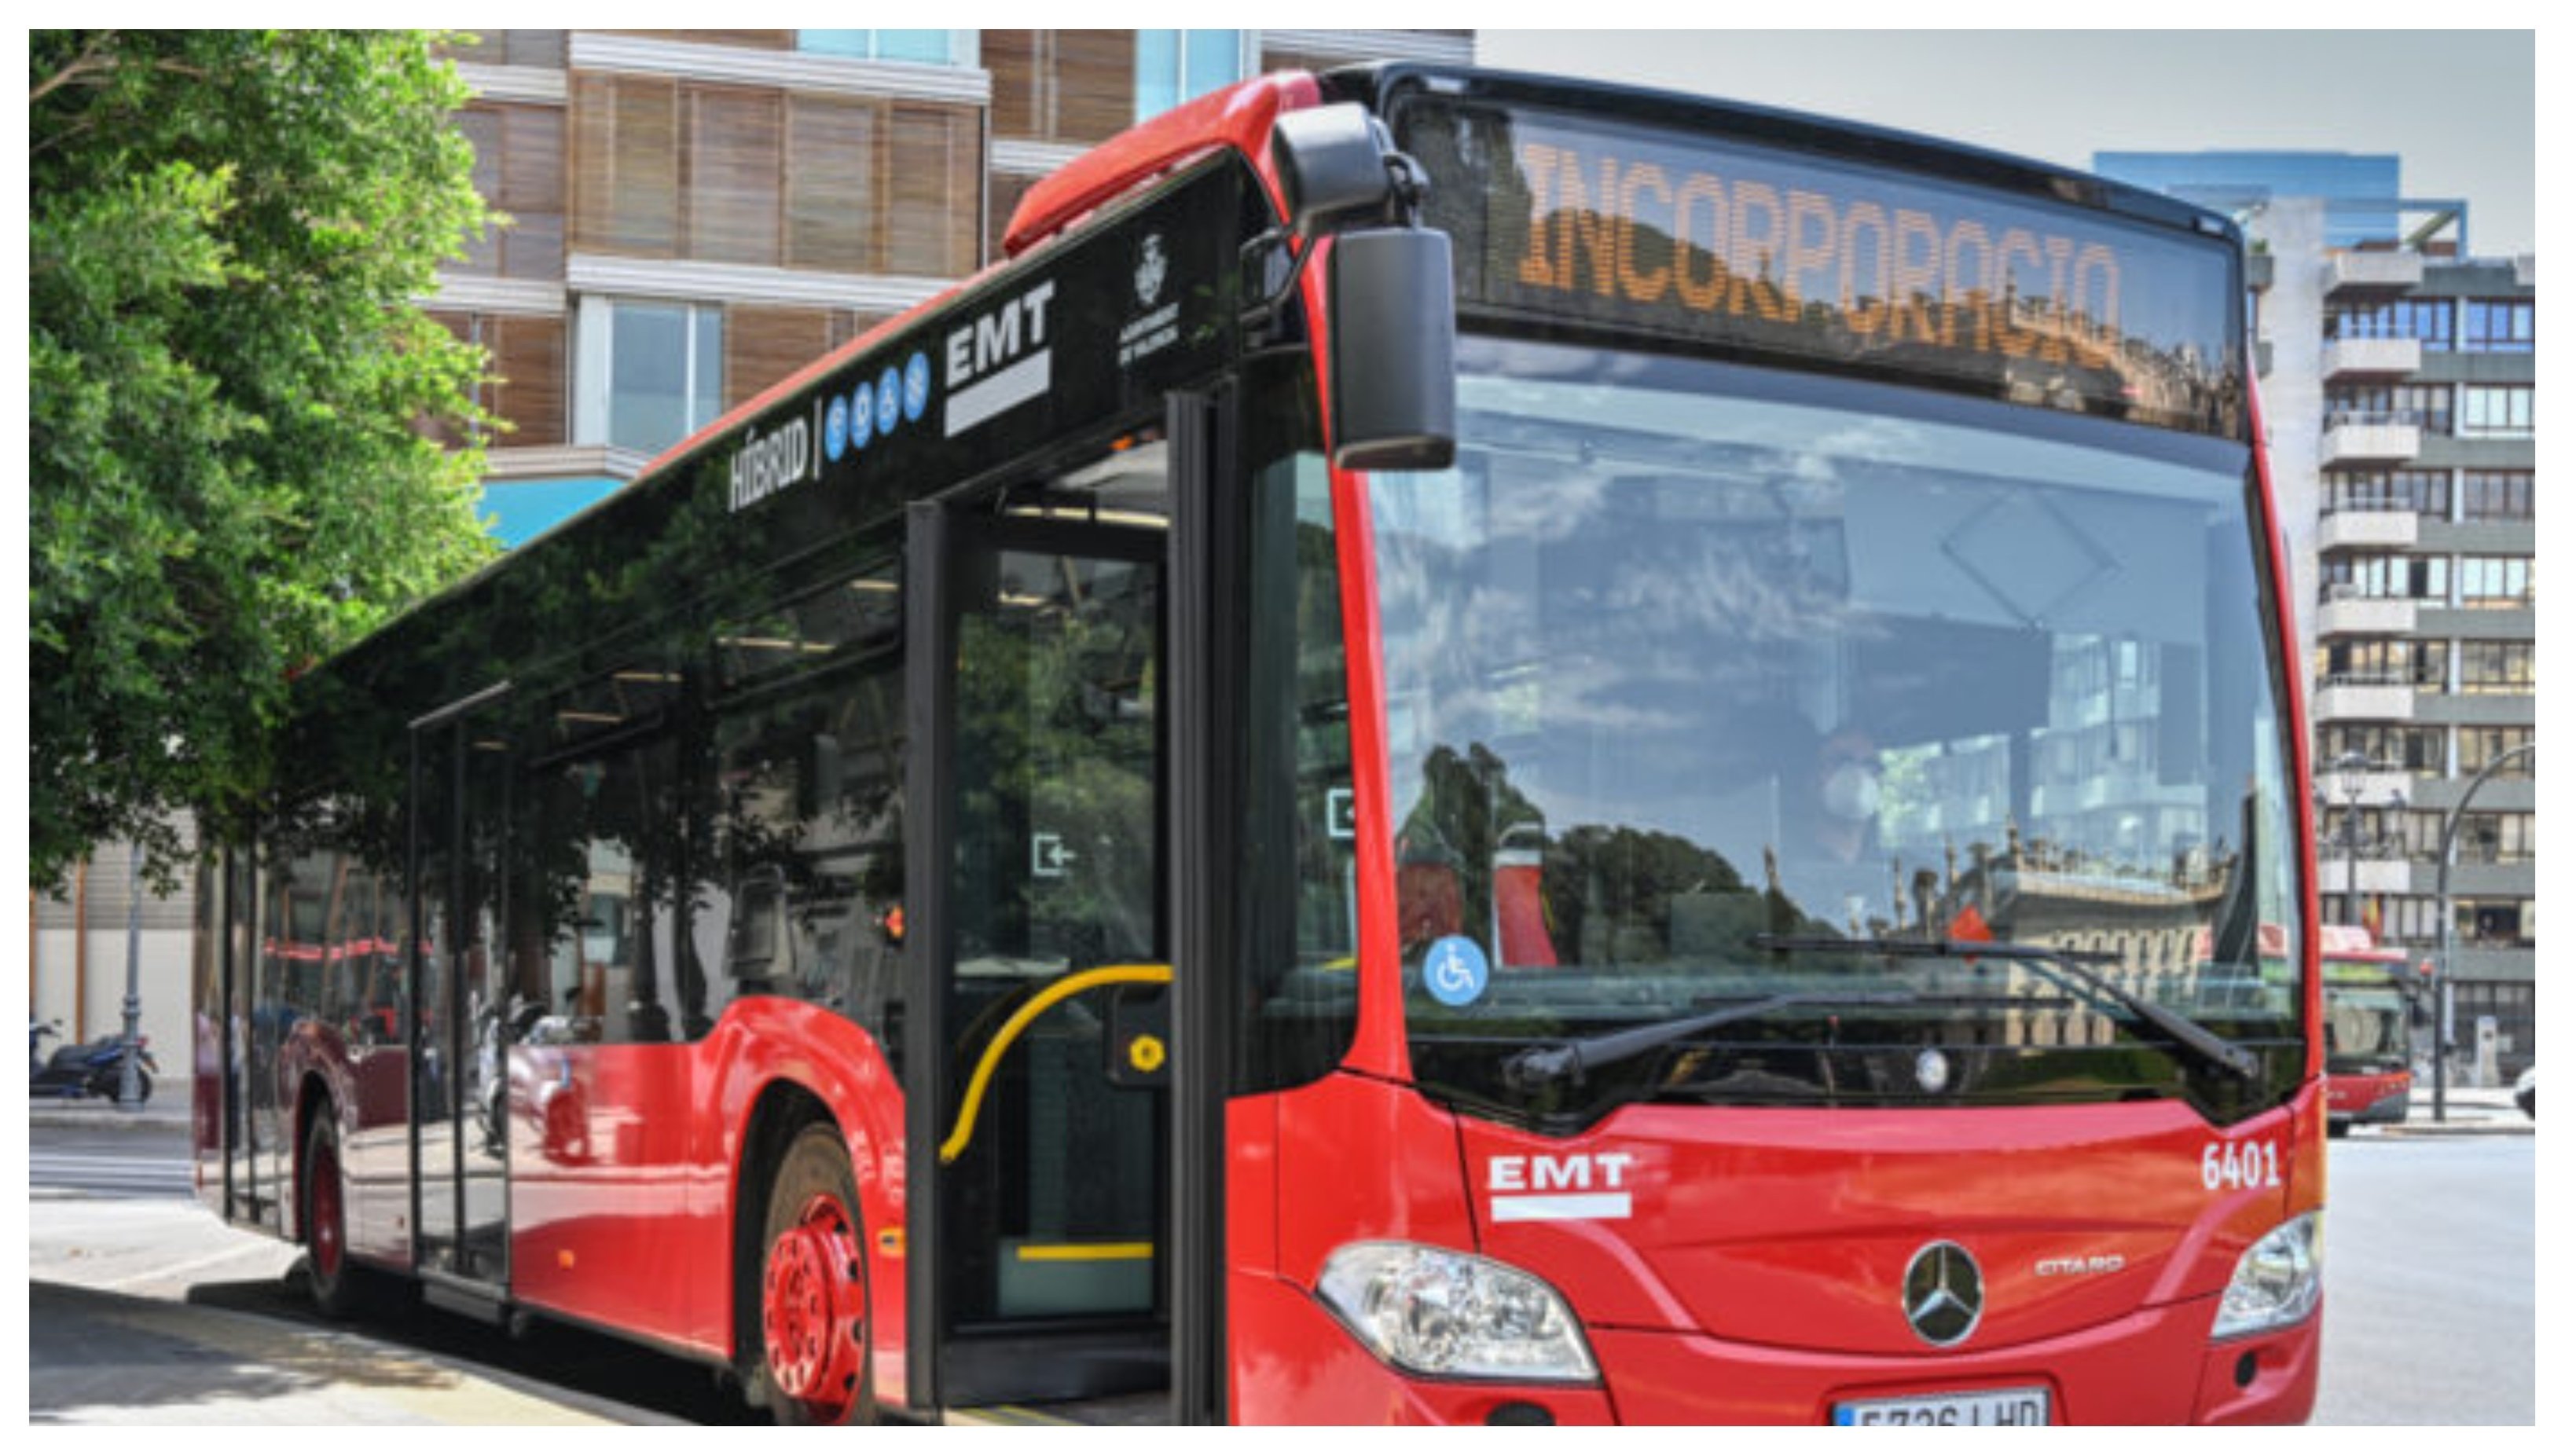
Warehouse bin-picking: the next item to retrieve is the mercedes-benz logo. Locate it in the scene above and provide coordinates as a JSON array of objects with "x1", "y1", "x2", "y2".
[{"x1": 1903, "y1": 1241, "x2": 1984, "y2": 1347}]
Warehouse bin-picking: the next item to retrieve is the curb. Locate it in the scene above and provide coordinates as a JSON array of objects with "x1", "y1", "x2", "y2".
[{"x1": 28, "y1": 1103, "x2": 193, "y2": 1131}]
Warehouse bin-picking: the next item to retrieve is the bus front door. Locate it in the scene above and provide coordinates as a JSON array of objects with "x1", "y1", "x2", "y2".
[{"x1": 906, "y1": 497, "x2": 1172, "y2": 1413}]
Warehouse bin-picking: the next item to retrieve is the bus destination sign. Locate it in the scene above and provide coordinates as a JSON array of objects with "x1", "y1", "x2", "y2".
[{"x1": 1400, "y1": 100, "x2": 2245, "y2": 438}]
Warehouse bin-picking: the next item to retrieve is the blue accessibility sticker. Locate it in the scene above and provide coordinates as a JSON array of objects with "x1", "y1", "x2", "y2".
[
  {"x1": 1422, "y1": 936, "x2": 1491, "y2": 1008},
  {"x1": 849, "y1": 383, "x2": 875, "y2": 449}
]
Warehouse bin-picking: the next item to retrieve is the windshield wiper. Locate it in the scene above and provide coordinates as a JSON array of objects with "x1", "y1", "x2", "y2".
[
  {"x1": 1500, "y1": 990, "x2": 1919, "y2": 1095},
  {"x1": 1751, "y1": 934, "x2": 2263, "y2": 1081}
]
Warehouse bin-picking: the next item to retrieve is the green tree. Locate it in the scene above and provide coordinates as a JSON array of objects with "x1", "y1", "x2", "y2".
[{"x1": 30, "y1": 30, "x2": 498, "y2": 890}]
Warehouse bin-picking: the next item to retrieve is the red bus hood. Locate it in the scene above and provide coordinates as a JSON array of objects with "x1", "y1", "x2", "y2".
[{"x1": 1460, "y1": 1100, "x2": 2301, "y2": 1356}]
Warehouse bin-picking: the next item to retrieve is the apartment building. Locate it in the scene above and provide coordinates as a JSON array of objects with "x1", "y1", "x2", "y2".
[
  {"x1": 2094, "y1": 152, "x2": 2536, "y2": 1076},
  {"x1": 434, "y1": 28, "x2": 1475, "y2": 544}
]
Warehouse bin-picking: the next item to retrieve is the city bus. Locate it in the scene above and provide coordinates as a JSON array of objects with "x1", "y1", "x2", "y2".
[
  {"x1": 192, "y1": 63, "x2": 2324, "y2": 1425},
  {"x1": 2314, "y1": 927, "x2": 2418, "y2": 1136}
]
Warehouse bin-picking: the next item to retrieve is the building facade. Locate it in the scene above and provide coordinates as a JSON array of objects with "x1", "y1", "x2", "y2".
[
  {"x1": 2094, "y1": 152, "x2": 2535, "y2": 1077},
  {"x1": 435, "y1": 28, "x2": 1476, "y2": 544}
]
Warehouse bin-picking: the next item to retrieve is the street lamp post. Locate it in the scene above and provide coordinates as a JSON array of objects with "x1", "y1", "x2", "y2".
[
  {"x1": 2325, "y1": 750, "x2": 2405, "y2": 942},
  {"x1": 119, "y1": 841, "x2": 145, "y2": 1106},
  {"x1": 2434, "y1": 739, "x2": 2534, "y2": 1123}
]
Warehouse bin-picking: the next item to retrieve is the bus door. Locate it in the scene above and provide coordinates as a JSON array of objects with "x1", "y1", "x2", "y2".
[
  {"x1": 409, "y1": 684, "x2": 514, "y2": 1292},
  {"x1": 905, "y1": 486, "x2": 1174, "y2": 1410}
]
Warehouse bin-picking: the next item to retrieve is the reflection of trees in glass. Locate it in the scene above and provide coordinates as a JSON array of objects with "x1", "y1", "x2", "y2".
[
  {"x1": 1397, "y1": 740, "x2": 1787, "y2": 965},
  {"x1": 952, "y1": 556, "x2": 1159, "y2": 970}
]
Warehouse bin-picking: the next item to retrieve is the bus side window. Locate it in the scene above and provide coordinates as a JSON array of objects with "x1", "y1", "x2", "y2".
[
  {"x1": 530, "y1": 725, "x2": 691, "y2": 1046},
  {"x1": 708, "y1": 605, "x2": 905, "y2": 1042}
]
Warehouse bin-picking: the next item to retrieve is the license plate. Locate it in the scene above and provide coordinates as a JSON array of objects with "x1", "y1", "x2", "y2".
[{"x1": 1833, "y1": 1388, "x2": 2050, "y2": 1425}]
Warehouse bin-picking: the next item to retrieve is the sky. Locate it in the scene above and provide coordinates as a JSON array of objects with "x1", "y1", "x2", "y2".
[{"x1": 1473, "y1": 29, "x2": 2535, "y2": 256}]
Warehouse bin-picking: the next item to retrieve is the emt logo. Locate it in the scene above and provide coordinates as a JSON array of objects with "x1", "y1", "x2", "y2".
[{"x1": 1486, "y1": 1151, "x2": 1637, "y2": 1223}]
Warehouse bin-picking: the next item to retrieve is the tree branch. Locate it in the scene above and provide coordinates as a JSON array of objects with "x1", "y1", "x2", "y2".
[{"x1": 28, "y1": 31, "x2": 120, "y2": 106}]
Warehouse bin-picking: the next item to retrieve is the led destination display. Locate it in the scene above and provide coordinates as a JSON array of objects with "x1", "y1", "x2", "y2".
[{"x1": 1399, "y1": 98, "x2": 2246, "y2": 438}]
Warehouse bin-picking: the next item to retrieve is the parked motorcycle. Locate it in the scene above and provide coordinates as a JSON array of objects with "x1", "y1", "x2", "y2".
[{"x1": 29, "y1": 1019, "x2": 159, "y2": 1105}]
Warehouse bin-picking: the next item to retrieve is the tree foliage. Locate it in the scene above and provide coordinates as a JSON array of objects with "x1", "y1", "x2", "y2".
[{"x1": 30, "y1": 30, "x2": 499, "y2": 891}]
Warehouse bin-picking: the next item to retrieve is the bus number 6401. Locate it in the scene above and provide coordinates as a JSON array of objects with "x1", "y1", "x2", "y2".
[{"x1": 2200, "y1": 1138, "x2": 2284, "y2": 1193}]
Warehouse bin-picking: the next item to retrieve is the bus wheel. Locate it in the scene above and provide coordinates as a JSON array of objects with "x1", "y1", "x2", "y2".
[
  {"x1": 758, "y1": 1125, "x2": 873, "y2": 1425},
  {"x1": 302, "y1": 1112, "x2": 360, "y2": 1318}
]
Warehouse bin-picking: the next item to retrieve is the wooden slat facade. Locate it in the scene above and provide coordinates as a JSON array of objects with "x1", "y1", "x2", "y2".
[{"x1": 442, "y1": 29, "x2": 1469, "y2": 473}]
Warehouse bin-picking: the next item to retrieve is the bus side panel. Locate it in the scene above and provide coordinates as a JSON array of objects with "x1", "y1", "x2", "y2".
[
  {"x1": 341, "y1": 1036, "x2": 414, "y2": 1269},
  {"x1": 502, "y1": 999, "x2": 908, "y2": 1376},
  {"x1": 506, "y1": 1040, "x2": 723, "y2": 1357},
  {"x1": 1270, "y1": 1073, "x2": 1479, "y2": 1292}
]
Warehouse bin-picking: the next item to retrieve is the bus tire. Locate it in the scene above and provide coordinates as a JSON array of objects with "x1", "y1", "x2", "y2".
[
  {"x1": 754, "y1": 1124, "x2": 875, "y2": 1425},
  {"x1": 301, "y1": 1111, "x2": 365, "y2": 1319}
]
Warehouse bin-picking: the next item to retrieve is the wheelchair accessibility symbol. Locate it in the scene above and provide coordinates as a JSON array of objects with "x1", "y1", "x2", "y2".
[{"x1": 1423, "y1": 936, "x2": 1490, "y2": 1008}]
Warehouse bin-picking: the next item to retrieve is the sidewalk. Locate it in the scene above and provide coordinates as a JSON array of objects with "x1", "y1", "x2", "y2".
[
  {"x1": 2365, "y1": 1082, "x2": 2534, "y2": 1138},
  {"x1": 30, "y1": 1280, "x2": 680, "y2": 1425}
]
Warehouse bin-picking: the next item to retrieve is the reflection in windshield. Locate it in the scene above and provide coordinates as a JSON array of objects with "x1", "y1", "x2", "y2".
[{"x1": 1371, "y1": 337, "x2": 2304, "y2": 1127}]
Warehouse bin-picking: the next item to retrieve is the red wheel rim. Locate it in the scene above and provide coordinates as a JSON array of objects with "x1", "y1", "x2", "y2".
[
  {"x1": 310, "y1": 1134, "x2": 343, "y2": 1282},
  {"x1": 762, "y1": 1192, "x2": 864, "y2": 1418}
]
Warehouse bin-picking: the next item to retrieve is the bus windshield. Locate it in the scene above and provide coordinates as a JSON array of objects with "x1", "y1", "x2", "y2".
[{"x1": 1371, "y1": 334, "x2": 2305, "y2": 1131}]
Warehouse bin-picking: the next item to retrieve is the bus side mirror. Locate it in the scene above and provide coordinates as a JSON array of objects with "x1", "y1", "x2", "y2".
[
  {"x1": 1271, "y1": 103, "x2": 1397, "y2": 231},
  {"x1": 1327, "y1": 227, "x2": 1456, "y2": 473},
  {"x1": 1271, "y1": 102, "x2": 1457, "y2": 473}
]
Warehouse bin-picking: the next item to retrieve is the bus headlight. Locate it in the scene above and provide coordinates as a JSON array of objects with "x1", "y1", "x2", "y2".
[
  {"x1": 2212, "y1": 1211, "x2": 2324, "y2": 1340},
  {"x1": 1316, "y1": 1241, "x2": 1598, "y2": 1383}
]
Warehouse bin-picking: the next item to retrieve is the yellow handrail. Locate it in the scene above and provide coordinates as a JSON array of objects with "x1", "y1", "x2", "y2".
[{"x1": 938, "y1": 963, "x2": 1172, "y2": 1165}]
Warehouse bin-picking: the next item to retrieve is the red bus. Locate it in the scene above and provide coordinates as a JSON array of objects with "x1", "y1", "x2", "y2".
[
  {"x1": 193, "y1": 64, "x2": 2325, "y2": 1425},
  {"x1": 2314, "y1": 927, "x2": 2417, "y2": 1135}
]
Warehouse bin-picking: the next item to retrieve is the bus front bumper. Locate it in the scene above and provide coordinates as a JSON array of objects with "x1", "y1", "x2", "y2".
[
  {"x1": 1588, "y1": 1294, "x2": 2321, "y2": 1425},
  {"x1": 1230, "y1": 1271, "x2": 2320, "y2": 1424}
]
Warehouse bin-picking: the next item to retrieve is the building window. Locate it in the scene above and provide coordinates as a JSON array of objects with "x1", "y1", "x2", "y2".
[
  {"x1": 580, "y1": 300, "x2": 724, "y2": 457},
  {"x1": 454, "y1": 102, "x2": 567, "y2": 281},
  {"x1": 443, "y1": 31, "x2": 567, "y2": 69},
  {"x1": 2457, "y1": 725, "x2": 2535, "y2": 779},
  {"x1": 2325, "y1": 297, "x2": 2453, "y2": 345},
  {"x1": 2461, "y1": 384, "x2": 2534, "y2": 438},
  {"x1": 2323, "y1": 636, "x2": 2445, "y2": 689},
  {"x1": 2318, "y1": 722, "x2": 2445, "y2": 773},
  {"x1": 987, "y1": 30, "x2": 1138, "y2": 146},
  {"x1": 2321, "y1": 468, "x2": 2449, "y2": 518},
  {"x1": 2321, "y1": 552, "x2": 2446, "y2": 603},
  {"x1": 2457, "y1": 555, "x2": 2534, "y2": 608},
  {"x1": 571, "y1": 75, "x2": 982, "y2": 277},
  {"x1": 431, "y1": 311, "x2": 567, "y2": 450},
  {"x1": 2464, "y1": 470, "x2": 2534, "y2": 522},
  {"x1": 1136, "y1": 30, "x2": 1246, "y2": 119},
  {"x1": 2324, "y1": 383, "x2": 2452, "y2": 433},
  {"x1": 2446, "y1": 812, "x2": 2537, "y2": 865},
  {"x1": 2453, "y1": 900, "x2": 2531, "y2": 950},
  {"x1": 2464, "y1": 299, "x2": 2534, "y2": 352},
  {"x1": 2460, "y1": 641, "x2": 2535, "y2": 694},
  {"x1": 798, "y1": 31, "x2": 977, "y2": 67}
]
